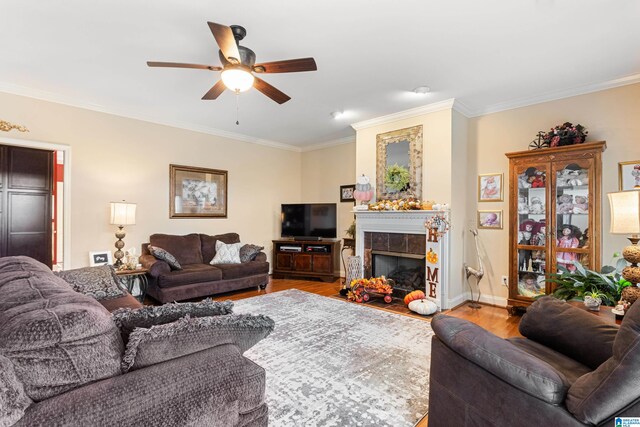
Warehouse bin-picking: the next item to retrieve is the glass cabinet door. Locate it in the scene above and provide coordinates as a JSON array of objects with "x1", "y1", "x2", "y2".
[
  {"x1": 553, "y1": 160, "x2": 592, "y2": 273},
  {"x1": 515, "y1": 165, "x2": 548, "y2": 298}
]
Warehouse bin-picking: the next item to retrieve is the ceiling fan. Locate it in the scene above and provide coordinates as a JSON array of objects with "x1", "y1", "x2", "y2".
[{"x1": 147, "y1": 22, "x2": 317, "y2": 104}]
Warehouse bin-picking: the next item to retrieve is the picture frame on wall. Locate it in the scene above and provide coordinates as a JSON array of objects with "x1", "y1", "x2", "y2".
[
  {"x1": 170, "y1": 164, "x2": 228, "y2": 218},
  {"x1": 478, "y1": 173, "x2": 504, "y2": 202},
  {"x1": 618, "y1": 160, "x2": 640, "y2": 191},
  {"x1": 478, "y1": 210, "x2": 503, "y2": 229},
  {"x1": 89, "y1": 251, "x2": 113, "y2": 266},
  {"x1": 340, "y1": 184, "x2": 356, "y2": 202}
]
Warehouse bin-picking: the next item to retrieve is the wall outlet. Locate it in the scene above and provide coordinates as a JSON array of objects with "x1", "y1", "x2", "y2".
[{"x1": 501, "y1": 275, "x2": 509, "y2": 287}]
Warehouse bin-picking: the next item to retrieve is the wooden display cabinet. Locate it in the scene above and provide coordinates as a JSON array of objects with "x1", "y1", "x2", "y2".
[
  {"x1": 505, "y1": 141, "x2": 606, "y2": 314},
  {"x1": 272, "y1": 239, "x2": 341, "y2": 282}
]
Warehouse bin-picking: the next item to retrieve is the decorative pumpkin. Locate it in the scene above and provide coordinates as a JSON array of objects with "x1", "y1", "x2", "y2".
[
  {"x1": 404, "y1": 290, "x2": 426, "y2": 305},
  {"x1": 408, "y1": 299, "x2": 438, "y2": 316}
]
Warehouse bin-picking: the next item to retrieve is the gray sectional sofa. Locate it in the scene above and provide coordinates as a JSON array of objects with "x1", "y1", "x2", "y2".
[{"x1": 0, "y1": 256, "x2": 273, "y2": 427}]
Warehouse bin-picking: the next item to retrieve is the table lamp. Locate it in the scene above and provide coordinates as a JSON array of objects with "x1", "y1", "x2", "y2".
[
  {"x1": 110, "y1": 201, "x2": 136, "y2": 268},
  {"x1": 608, "y1": 190, "x2": 640, "y2": 289}
]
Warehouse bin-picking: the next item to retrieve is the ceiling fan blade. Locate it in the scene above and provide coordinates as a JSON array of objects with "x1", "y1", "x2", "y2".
[
  {"x1": 147, "y1": 61, "x2": 222, "y2": 71},
  {"x1": 253, "y1": 57, "x2": 317, "y2": 73},
  {"x1": 207, "y1": 22, "x2": 241, "y2": 64},
  {"x1": 253, "y1": 77, "x2": 291, "y2": 104},
  {"x1": 202, "y1": 80, "x2": 226, "y2": 100}
]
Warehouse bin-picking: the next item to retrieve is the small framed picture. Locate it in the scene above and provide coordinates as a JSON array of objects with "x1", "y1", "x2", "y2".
[
  {"x1": 89, "y1": 251, "x2": 112, "y2": 266},
  {"x1": 478, "y1": 173, "x2": 504, "y2": 202},
  {"x1": 340, "y1": 184, "x2": 356, "y2": 202},
  {"x1": 618, "y1": 161, "x2": 640, "y2": 191},
  {"x1": 478, "y1": 210, "x2": 503, "y2": 229}
]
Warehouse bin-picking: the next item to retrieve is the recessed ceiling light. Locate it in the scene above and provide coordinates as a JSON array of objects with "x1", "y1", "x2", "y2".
[
  {"x1": 412, "y1": 86, "x2": 431, "y2": 95},
  {"x1": 330, "y1": 110, "x2": 345, "y2": 119}
]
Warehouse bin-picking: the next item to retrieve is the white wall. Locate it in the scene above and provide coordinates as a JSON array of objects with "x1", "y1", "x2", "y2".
[
  {"x1": 0, "y1": 91, "x2": 302, "y2": 268},
  {"x1": 301, "y1": 142, "x2": 357, "y2": 274}
]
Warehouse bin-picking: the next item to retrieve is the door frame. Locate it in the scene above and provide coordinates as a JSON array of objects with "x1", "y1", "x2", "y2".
[{"x1": 0, "y1": 136, "x2": 71, "y2": 270}]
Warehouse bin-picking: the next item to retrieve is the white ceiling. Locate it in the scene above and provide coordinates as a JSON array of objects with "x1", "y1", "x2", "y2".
[{"x1": 1, "y1": 1, "x2": 639, "y2": 150}]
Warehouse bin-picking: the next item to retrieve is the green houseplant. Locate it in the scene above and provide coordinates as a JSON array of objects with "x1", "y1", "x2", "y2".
[{"x1": 546, "y1": 258, "x2": 632, "y2": 306}]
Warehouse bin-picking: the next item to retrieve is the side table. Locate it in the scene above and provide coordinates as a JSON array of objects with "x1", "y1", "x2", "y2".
[{"x1": 115, "y1": 268, "x2": 149, "y2": 303}]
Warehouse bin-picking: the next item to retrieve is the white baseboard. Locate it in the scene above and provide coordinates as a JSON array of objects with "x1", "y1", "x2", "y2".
[{"x1": 449, "y1": 291, "x2": 507, "y2": 308}]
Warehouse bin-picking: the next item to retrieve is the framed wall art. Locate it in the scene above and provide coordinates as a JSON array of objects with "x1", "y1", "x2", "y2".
[
  {"x1": 89, "y1": 251, "x2": 113, "y2": 266},
  {"x1": 478, "y1": 210, "x2": 503, "y2": 229},
  {"x1": 478, "y1": 173, "x2": 504, "y2": 202},
  {"x1": 618, "y1": 160, "x2": 640, "y2": 191},
  {"x1": 170, "y1": 164, "x2": 228, "y2": 218},
  {"x1": 340, "y1": 184, "x2": 355, "y2": 202}
]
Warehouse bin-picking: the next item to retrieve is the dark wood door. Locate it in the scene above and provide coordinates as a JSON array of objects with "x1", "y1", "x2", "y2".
[{"x1": 0, "y1": 146, "x2": 53, "y2": 267}]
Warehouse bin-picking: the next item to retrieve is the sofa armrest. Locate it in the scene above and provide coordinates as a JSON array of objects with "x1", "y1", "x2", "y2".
[
  {"x1": 519, "y1": 296, "x2": 618, "y2": 369},
  {"x1": 432, "y1": 314, "x2": 569, "y2": 404},
  {"x1": 16, "y1": 344, "x2": 250, "y2": 427},
  {"x1": 139, "y1": 254, "x2": 170, "y2": 277},
  {"x1": 254, "y1": 252, "x2": 267, "y2": 263}
]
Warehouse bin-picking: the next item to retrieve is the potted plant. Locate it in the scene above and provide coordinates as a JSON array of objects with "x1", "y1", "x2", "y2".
[
  {"x1": 546, "y1": 258, "x2": 632, "y2": 306},
  {"x1": 583, "y1": 290, "x2": 605, "y2": 311}
]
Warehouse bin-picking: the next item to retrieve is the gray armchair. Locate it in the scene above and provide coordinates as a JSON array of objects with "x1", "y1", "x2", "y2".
[{"x1": 428, "y1": 297, "x2": 640, "y2": 426}]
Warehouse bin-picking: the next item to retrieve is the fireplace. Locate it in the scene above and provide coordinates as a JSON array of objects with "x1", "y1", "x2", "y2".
[
  {"x1": 354, "y1": 210, "x2": 450, "y2": 309},
  {"x1": 372, "y1": 251, "x2": 425, "y2": 299}
]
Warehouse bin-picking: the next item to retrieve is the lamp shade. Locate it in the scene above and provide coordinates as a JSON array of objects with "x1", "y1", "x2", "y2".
[
  {"x1": 221, "y1": 68, "x2": 255, "y2": 92},
  {"x1": 110, "y1": 202, "x2": 136, "y2": 226},
  {"x1": 608, "y1": 190, "x2": 640, "y2": 234}
]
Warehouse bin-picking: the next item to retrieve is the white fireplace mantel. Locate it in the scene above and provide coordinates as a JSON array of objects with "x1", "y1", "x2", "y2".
[{"x1": 354, "y1": 210, "x2": 450, "y2": 309}]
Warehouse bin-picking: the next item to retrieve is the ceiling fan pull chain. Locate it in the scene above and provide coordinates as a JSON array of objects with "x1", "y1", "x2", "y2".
[{"x1": 235, "y1": 89, "x2": 240, "y2": 125}]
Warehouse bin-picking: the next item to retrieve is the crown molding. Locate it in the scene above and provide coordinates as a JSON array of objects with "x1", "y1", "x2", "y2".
[
  {"x1": 0, "y1": 82, "x2": 302, "y2": 153},
  {"x1": 300, "y1": 135, "x2": 356, "y2": 152},
  {"x1": 469, "y1": 72, "x2": 640, "y2": 117},
  {"x1": 350, "y1": 98, "x2": 456, "y2": 131},
  {"x1": 451, "y1": 99, "x2": 473, "y2": 118}
]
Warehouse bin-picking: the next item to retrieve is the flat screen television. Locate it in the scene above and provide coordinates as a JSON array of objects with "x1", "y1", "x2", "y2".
[{"x1": 281, "y1": 203, "x2": 337, "y2": 240}]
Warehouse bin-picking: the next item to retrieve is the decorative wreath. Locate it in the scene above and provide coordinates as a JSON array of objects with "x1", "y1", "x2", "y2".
[{"x1": 424, "y1": 214, "x2": 450, "y2": 237}]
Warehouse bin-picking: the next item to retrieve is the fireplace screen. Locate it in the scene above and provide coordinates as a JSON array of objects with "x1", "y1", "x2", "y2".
[{"x1": 372, "y1": 252, "x2": 425, "y2": 298}]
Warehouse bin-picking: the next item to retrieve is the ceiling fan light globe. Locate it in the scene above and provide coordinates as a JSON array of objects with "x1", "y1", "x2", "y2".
[{"x1": 221, "y1": 68, "x2": 255, "y2": 92}]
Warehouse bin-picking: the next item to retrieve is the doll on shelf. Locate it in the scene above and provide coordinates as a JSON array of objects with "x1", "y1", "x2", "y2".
[
  {"x1": 529, "y1": 196, "x2": 545, "y2": 214},
  {"x1": 556, "y1": 224, "x2": 582, "y2": 271},
  {"x1": 531, "y1": 171, "x2": 545, "y2": 188},
  {"x1": 557, "y1": 193, "x2": 574, "y2": 214},
  {"x1": 573, "y1": 195, "x2": 588, "y2": 214},
  {"x1": 531, "y1": 220, "x2": 546, "y2": 247},
  {"x1": 518, "y1": 195, "x2": 529, "y2": 214},
  {"x1": 518, "y1": 273, "x2": 543, "y2": 297}
]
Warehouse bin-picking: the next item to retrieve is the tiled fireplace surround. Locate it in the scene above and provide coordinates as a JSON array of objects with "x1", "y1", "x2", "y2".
[{"x1": 355, "y1": 210, "x2": 450, "y2": 309}]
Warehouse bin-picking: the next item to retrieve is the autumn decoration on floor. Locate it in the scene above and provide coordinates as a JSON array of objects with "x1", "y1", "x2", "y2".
[
  {"x1": 348, "y1": 276, "x2": 394, "y2": 303},
  {"x1": 407, "y1": 298, "x2": 438, "y2": 316},
  {"x1": 403, "y1": 289, "x2": 426, "y2": 305}
]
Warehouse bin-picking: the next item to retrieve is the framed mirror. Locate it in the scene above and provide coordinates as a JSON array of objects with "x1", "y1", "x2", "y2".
[{"x1": 376, "y1": 125, "x2": 423, "y2": 200}]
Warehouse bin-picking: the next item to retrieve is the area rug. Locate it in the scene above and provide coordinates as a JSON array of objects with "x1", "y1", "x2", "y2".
[{"x1": 233, "y1": 289, "x2": 434, "y2": 426}]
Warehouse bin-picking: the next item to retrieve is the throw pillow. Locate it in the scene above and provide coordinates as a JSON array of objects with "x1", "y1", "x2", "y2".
[
  {"x1": 0, "y1": 355, "x2": 32, "y2": 427},
  {"x1": 148, "y1": 245, "x2": 182, "y2": 270},
  {"x1": 210, "y1": 241, "x2": 242, "y2": 264},
  {"x1": 121, "y1": 313, "x2": 275, "y2": 372},
  {"x1": 54, "y1": 265, "x2": 125, "y2": 300},
  {"x1": 239, "y1": 244, "x2": 264, "y2": 263},
  {"x1": 112, "y1": 298, "x2": 234, "y2": 342}
]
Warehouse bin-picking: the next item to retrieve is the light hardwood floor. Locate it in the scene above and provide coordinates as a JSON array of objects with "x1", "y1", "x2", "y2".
[{"x1": 210, "y1": 277, "x2": 522, "y2": 427}]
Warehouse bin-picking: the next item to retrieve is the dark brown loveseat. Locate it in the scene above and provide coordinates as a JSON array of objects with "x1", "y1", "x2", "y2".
[{"x1": 140, "y1": 233, "x2": 269, "y2": 303}]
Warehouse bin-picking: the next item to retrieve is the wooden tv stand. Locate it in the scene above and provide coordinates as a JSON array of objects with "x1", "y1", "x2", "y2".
[{"x1": 272, "y1": 239, "x2": 340, "y2": 282}]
